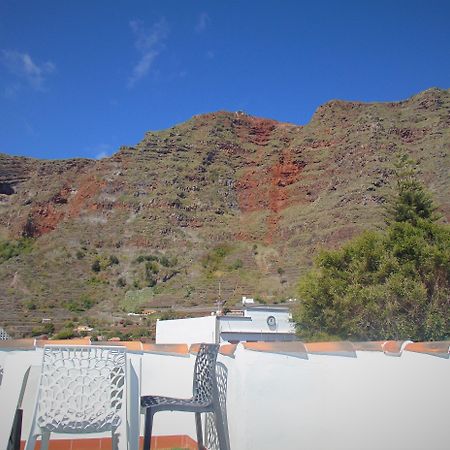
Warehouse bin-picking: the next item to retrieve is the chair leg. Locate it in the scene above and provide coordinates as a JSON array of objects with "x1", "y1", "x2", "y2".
[
  {"x1": 40, "y1": 431, "x2": 50, "y2": 450},
  {"x1": 214, "y1": 411, "x2": 229, "y2": 450},
  {"x1": 111, "y1": 431, "x2": 119, "y2": 450},
  {"x1": 24, "y1": 433, "x2": 37, "y2": 450},
  {"x1": 195, "y1": 412, "x2": 203, "y2": 450},
  {"x1": 8, "y1": 408, "x2": 23, "y2": 450},
  {"x1": 142, "y1": 409, "x2": 154, "y2": 450}
]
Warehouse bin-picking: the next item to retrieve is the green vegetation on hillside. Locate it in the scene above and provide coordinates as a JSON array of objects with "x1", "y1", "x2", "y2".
[
  {"x1": 0, "y1": 238, "x2": 33, "y2": 263},
  {"x1": 294, "y1": 155, "x2": 450, "y2": 341}
]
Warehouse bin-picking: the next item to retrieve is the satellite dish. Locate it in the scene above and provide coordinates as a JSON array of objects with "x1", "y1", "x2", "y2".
[{"x1": 267, "y1": 316, "x2": 276, "y2": 327}]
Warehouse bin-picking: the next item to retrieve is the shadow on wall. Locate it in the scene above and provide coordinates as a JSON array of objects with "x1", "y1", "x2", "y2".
[{"x1": 205, "y1": 362, "x2": 230, "y2": 450}]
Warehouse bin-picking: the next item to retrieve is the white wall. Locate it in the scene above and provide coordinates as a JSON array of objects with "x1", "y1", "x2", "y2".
[
  {"x1": 0, "y1": 345, "x2": 449, "y2": 450},
  {"x1": 229, "y1": 347, "x2": 449, "y2": 450},
  {"x1": 156, "y1": 315, "x2": 217, "y2": 344}
]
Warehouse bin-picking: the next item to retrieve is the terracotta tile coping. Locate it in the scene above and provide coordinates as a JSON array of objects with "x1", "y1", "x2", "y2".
[
  {"x1": 35, "y1": 338, "x2": 91, "y2": 347},
  {"x1": 143, "y1": 343, "x2": 189, "y2": 355},
  {"x1": 219, "y1": 343, "x2": 238, "y2": 357},
  {"x1": 189, "y1": 343, "x2": 201, "y2": 354},
  {"x1": 304, "y1": 341, "x2": 355, "y2": 355},
  {"x1": 303, "y1": 341, "x2": 356, "y2": 357},
  {"x1": 19, "y1": 435, "x2": 198, "y2": 450},
  {"x1": 244, "y1": 341, "x2": 308, "y2": 358},
  {"x1": 1, "y1": 339, "x2": 449, "y2": 358},
  {"x1": 404, "y1": 341, "x2": 450, "y2": 358},
  {"x1": 188, "y1": 342, "x2": 238, "y2": 357},
  {"x1": 0, "y1": 338, "x2": 36, "y2": 349},
  {"x1": 352, "y1": 341, "x2": 385, "y2": 351},
  {"x1": 94, "y1": 340, "x2": 144, "y2": 351},
  {"x1": 382, "y1": 340, "x2": 410, "y2": 356}
]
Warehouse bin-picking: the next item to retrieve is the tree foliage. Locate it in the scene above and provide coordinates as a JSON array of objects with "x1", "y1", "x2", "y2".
[
  {"x1": 386, "y1": 154, "x2": 438, "y2": 225},
  {"x1": 294, "y1": 156, "x2": 449, "y2": 341}
]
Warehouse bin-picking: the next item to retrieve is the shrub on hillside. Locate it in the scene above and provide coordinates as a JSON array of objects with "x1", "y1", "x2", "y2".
[
  {"x1": 109, "y1": 255, "x2": 119, "y2": 265},
  {"x1": 53, "y1": 328, "x2": 76, "y2": 340},
  {"x1": 0, "y1": 238, "x2": 33, "y2": 263},
  {"x1": 117, "y1": 277, "x2": 127, "y2": 287},
  {"x1": 91, "y1": 259, "x2": 101, "y2": 272}
]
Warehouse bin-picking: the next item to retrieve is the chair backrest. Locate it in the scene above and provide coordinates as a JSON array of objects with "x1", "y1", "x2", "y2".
[
  {"x1": 0, "y1": 327, "x2": 11, "y2": 340},
  {"x1": 192, "y1": 343, "x2": 220, "y2": 404},
  {"x1": 36, "y1": 345, "x2": 126, "y2": 433}
]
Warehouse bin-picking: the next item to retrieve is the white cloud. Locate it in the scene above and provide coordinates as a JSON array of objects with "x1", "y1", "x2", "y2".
[
  {"x1": 1, "y1": 50, "x2": 55, "y2": 91},
  {"x1": 86, "y1": 143, "x2": 113, "y2": 160},
  {"x1": 128, "y1": 18, "x2": 169, "y2": 88},
  {"x1": 195, "y1": 12, "x2": 210, "y2": 33},
  {"x1": 95, "y1": 150, "x2": 110, "y2": 160}
]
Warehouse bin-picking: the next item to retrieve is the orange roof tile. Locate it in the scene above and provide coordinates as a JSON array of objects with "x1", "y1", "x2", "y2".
[
  {"x1": 142, "y1": 343, "x2": 189, "y2": 355},
  {"x1": 382, "y1": 340, "x2": 409, "y2": 356},
  {"x1": 244, "y1": 341, "x2": 308, "y2": 358},
  {"x1": 3, "y1": 338, "x2": 450, "y2": 360},
  {"x1": 0, "y1": 338, "x2": 36, "y2": 349},
  {"x1": 219, "y1": 343, "x2": 238, "y2": 357},
  {"x1": 352, "y1": 341, "x2": 385, "y2": 351},
  {"x1": 305, "y1": 341, "x2": 356, "y2": 357},
  {"x1": 404, "y1": 341, "x2": 450, "y2": 358},
  {"x1": 113, "y1": 341, "x2": 143, "y2": 351},
  {"x1": 189, "y1": 343, "x2": 201, "y2": 354},
  {"x1": 37, "y1": 338, "x2": 91, "y2": 347}
]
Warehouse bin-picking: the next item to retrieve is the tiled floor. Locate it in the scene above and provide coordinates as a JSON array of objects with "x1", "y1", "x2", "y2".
[{"x1": 20, "y1": 435, "x2": 198, "y2": 450}]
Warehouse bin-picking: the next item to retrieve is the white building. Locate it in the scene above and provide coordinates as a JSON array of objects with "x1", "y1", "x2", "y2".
[
  {"x1": 156, "y1": 306, "x2": 297, "y2": 344},
  {"x1": 241, "y1": 295, "x2": 254, "y2": 305}
]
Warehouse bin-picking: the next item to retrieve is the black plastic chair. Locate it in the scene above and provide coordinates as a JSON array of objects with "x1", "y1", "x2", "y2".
[{"x1": 141, "y1": 343, "x2": 229, "y2": 450}]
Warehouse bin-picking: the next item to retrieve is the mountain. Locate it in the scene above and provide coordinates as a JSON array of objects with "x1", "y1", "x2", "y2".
[{"x1": 1, "y1": 88, "x2": 449, "y2": 337}]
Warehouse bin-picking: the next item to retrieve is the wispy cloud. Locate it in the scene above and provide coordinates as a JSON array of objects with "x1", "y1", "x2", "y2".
[
  {"x1": 195, "y1": 12, "x2": 210, "y2": 33},
  {"x1": 90, "y1": 144, "x2": 112, "y2": 159},
  {"x1": 95, "y1": 150, "x2": 110, "y2": 160},
  {"x1": 84, "y1": 143, "x2": 113, "y2": 160},
  {"x1": 128, "y1": 18, "x2": 169, "y2": 88},
  {"x1": 1, "y1": 50, "x2": 55, "y2": 92}
]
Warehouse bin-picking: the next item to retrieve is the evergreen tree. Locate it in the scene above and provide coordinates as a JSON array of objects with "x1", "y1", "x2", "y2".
[
  {"x1": 294, "y1": 155, "x2": 449, "y2": 341},
  {"x1": 386, "y1": 154, "x2": 438, "y2": 225}
]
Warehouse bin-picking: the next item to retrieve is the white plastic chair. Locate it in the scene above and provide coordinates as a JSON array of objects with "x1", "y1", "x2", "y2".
[{"x1": 25, "y1": 345, "x2": 127, "y2": 450}]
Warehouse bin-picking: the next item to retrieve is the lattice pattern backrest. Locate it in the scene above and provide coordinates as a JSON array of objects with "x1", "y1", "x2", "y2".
[
  {"x1": 36, "y1": 346, "x2": 126, "y2": 433},
  {"x1": 205, "y1": 362, "x2": 229, "y2": 450},
  {"x1": 192, "y1": 344, "x2": 219, "y2": 404},
  {"x1": 0, "y1": 327, "x2": 11, "y2": 340}
]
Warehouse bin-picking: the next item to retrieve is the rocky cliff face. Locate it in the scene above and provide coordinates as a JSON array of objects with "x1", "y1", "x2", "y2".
[{"x1": 0, "y1": 88, "x2": 449, "y2": 335}]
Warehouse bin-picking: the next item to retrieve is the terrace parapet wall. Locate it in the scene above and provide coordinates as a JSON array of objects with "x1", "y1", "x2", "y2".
[{"x1": 0, "y1": 339, "x2": 449, "y2": 450}]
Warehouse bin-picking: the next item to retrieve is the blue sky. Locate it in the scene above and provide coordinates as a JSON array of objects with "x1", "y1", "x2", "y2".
[{"x1": 1, "y1": 0, "x2": 449, "y2": 160}]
